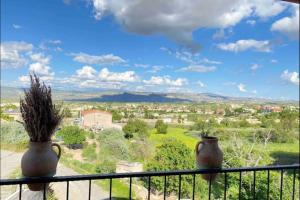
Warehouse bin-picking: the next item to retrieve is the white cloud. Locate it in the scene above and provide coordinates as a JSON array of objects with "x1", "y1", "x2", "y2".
[
  {"x1": 246, "y1": 20, "x2": 256, "y2": 26},
  {"x1": 72, "y1": 52, "x2": 125, "y2": 65},
  {"x1": 1, "y1": 41, "x2": 33, "y2": 69},
  {"x1": 270, "y1": 59, "x2": 278, "y2": 63},
  {"x1": 134, "y1": 63, "x2": 149, "y2": 68},
  {"x1": 281, "y1": 70, "x2": 299, "y2": 85},
  {"x1": 76, "y1": 65, "x2": 97, "y2": 79},
  {"x1": 147, "y1": 65, "x2": 163, "y2": 73},
  {"x1": 217, "y1": 39, "x2": 271, "y2": 52},
  {"x1": 90, "y1": 0, "x2": 285, "y2": 51},
  {"x1": 30, "y1": 53, "x2": 51, "y2": 64},
  {"x1": 179, "y1": 65, "x2": 216, "y2": 73},
  {"x1": 99, "y1": 68, "x2": 139, "y2": 82},
  {"x1": 18, "y1": 75, "x2": 30, "y2": 83},
  {"x1": 29, "y1": 63, "x2": 54, "y2": 77},
  {"x1": 197, "y1": 81, "x2": 205, "y2": 87},
  {"x1": 143, "y1": 76, "x2": 188, "y2": 86},
  {"x1": 202, "y1": 58, "x2": 222, "y2": 65},
  {"x1": 238, "y1": 83, "x2": 247, "y2": 92},
  {"x1": 271, "y1": 5, "x2": 299, "y2": 40},
  {"x1": 250, "y1": 63, "x2": 260, "y2": 71},
  {"x1": 12, "y1": 24, "x2": 22, "y2": 29}
]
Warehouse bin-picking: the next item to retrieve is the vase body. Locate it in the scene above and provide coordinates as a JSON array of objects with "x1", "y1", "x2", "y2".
[
  {"x1": 195, "y1": 136, "x2": 223, "y2": 181},
  {"x1": 21, "y1": 141, "x2": 61, "y2": 191}
]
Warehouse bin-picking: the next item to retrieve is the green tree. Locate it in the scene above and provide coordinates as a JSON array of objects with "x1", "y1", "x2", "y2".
[
  {"x1": 146, "y1": 139, "x2": 194, "y2": 198},
  {"x1": 279, "y1": 109, "x2": 297, "y2": 132},
  {"x1": 122, "y1": 119, "x2": 148, "y2": 139},
  {"x1": 56, "y1": 126, "x2": 86, "y2": 148},
  {"x1": 155, "y1": 120, "x2": 168, "y2": 134}
]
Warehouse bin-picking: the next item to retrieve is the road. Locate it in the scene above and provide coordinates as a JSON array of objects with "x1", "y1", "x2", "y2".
[{"x1": 1, "y1": 150, "x2": 109, "y2": 200}]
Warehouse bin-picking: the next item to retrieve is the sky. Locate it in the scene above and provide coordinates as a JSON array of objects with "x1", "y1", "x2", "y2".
[{"x1": 1, "y1": 0, "x2": 299, "y2": 100}]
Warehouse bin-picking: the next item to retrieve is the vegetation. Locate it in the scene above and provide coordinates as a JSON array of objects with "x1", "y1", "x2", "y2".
[
  {"x1": 122, "y1": 119, "x2": 148, "y2": 139},
  {"x1": 20, "y1": 74, "x2": 63, "y2": 142},
  {"x1": 56, "y1": 126, "x2": 86, "y2": 148},
  {"x1": 146, "y1": 139, "x2": 194, "y2": 197},
  {"x1": 155, "y1": 119, "x2": 168, "y2": 134}
]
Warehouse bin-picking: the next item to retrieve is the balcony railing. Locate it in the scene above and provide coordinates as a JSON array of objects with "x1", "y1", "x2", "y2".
[{"x1": 1, "y1": 164, "x2": 299, "y2": 200}]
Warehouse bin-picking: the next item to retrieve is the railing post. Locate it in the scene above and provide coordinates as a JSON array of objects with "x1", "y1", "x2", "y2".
[
  {"x1": 192, "y1": 174, "x2": 196, "y2": 200},
  {"x1": 163, "y1": 175, "x2": 167, "y2": 200},
  {"x1": 280, "y1": 169, "x2": 283, "y2": 200},
  {"x1": 178, "y1": 175, "x2": 182, "y2": 200},
  {"x1": 88, "y1": 180, "x2": 91, "y2": 200},
  {"x1": 239, "y1": 172, "x2": 242, "y2": 200},
  {"x1": 109, "y1": 178, "x2": 112, "y2": 200},
  {"x1": 19, "y1": 184, "x2": 22, "y2": 200}
]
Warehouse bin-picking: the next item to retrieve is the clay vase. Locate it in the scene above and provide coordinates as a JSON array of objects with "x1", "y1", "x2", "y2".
[
  {"x1": 195, "y1": 136, "x2": 223, "y2": 181},
  {"x1": 21, "y1": 141, "x2": 61, "y2": 191}
]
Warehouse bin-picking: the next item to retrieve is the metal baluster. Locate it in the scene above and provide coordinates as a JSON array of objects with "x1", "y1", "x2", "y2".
[
  {"x1": 88, "y1": 180, "x2": 91, "y2": 200},
  {"x1": 292, "y1": 169, "x2": 296, "y2": 200},
  {"x1": 239, "y1": 172, "x2": 242, "y2": 200},
  {"x1": 253, "y1": 171, "x2": 256, "y2": 200},
  {"x1": 192, "y1": 174, "x2": 196, "y2": 200},
  {"x1": 164, "y1": 175, "x2": 167, "y2": 200},
  {"x1": 43, "y1": 183, "x2": 47, "y2": 200},
  {"x1": 178, "y1": 175, "x2": 182, "y2": 200},
  {"x1": 224, "y1": 172, "x2": 227, "y2": 200},
  {"x1": 208, "y1": 175, "x2": 212, "y2": 200},
  {"x1": 267, "y1": 170, "x2": 270, "y2": 200},
  {"x1": 280, "y1": 170, "x2": 283, "y2": 200},
  {"x1": 109, "y1": 178, "x2": 112, "y2": 200},
  {"x1": 129, "y1": 177, "x2": 132, "y2": 200},
  {"x1": 66, "y1": 181, "x2": 69, "y2": 200},
  {"x1": 19, "y1": 184, "x2": 22, "y2": 200},
  {"x1": 148, "y1": 176, "x2": 151, "y2": 200}
]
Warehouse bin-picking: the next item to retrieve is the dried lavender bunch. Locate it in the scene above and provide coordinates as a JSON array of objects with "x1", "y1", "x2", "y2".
[{"x1": 20, "y1": 74, "x2": 63, "y2": 142}]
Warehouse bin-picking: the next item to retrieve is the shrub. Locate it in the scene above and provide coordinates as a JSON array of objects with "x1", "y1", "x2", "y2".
[
  {"x1": 155, "y1": 120, "x2": 168, "y2": 134},
  {"x1": 56, "y1": 126, "x2": 86, "y2": 148},
  {"x1": 0, "y1": 121, "x2": 28, "y2": 143},
  {"x1": 122, "y1": 119, "x2": 148, "y2": 139}
]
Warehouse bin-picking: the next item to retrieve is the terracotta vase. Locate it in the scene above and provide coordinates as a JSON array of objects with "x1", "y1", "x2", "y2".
[
  {"x1": 21, "y1": 141, "x2": 61, "y2": 191},
  {"x1": 195, "y1": 136, "x2": 223, "y2": 181}
]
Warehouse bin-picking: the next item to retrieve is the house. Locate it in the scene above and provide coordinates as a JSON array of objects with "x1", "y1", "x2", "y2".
[{"x1": 81, "y1": 109, "x2": 113, "y2": 129}]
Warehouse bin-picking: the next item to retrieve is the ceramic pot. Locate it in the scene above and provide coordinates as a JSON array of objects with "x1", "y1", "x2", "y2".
[
  {"x1": 21, "y1": 141, "x2": 61, "y2": 191},
  {"x1": 195, "y1": 136, "x2": 223, "y2": 181}
]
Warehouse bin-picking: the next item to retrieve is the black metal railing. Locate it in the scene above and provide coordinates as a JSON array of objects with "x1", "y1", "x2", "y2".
[{"x1": 1, "y1": 164, "x2": 299, "y2": 200}]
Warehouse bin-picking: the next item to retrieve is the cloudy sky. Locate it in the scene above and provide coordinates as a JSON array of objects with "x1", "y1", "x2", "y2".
[{"x1": 1, "y1": 0, "x2": 299, "y2": 100}]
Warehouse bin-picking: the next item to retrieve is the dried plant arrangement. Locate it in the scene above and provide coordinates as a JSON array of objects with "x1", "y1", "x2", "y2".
[{"x1": 20, "y1": 74, "x2": 63, "y2": 142}]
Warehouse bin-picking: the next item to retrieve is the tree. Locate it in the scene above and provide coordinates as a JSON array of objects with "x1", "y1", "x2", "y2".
[
  {"x1": 56, "y1": 126, "x2": 86, "y2": 149},
  {"x1": 155, "y1": 120, "x2": 168, "y2": 134},
  {"x1": 122, "y1": 119, "x2": 148, "y2": 139},
  {"x1": 146, "y1": 139, "x2": 194, "y2": 198},
  {"x1": 279, "y1": 109, "x2": 297, "y2": 132}
]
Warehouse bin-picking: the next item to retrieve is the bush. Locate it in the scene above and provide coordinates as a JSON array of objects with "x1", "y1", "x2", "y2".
[
  {"x1": 122, "y1": 119, "x2": 148, "y2": 139},
  {"x1": 56, "y1": 126, "x2": 86, "y2": 148},
  {"x1": 0, "y1": 121, "x2": 28, "y2": 143},
  {"x1": 155, "y1": 120, "x2": 168, "y2": 134},
  {"x1": 97, "y1": 128, "x2": 130, "y2": 161}
]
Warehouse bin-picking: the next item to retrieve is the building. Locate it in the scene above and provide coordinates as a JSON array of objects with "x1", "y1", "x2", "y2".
[{"x1": 81, "y1": 109, "x2": 113, "y2": 129}]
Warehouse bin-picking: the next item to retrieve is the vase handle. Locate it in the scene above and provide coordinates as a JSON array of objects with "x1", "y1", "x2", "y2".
[
  {"x1": 195, "y1": 141, "x2": 204, "y2": 155},
  {"x1": 51, "y1": 143, "x2": 61, "y2": 160}
]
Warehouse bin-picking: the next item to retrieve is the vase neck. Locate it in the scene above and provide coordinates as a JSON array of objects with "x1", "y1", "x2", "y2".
[{"x1": 29, "y1": 141, "x2": 52, "y2": 151}]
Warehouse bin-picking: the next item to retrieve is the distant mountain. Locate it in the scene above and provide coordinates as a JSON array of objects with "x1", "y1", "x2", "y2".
[
  {"x1": 1, "y1": 86, "x2": 298, "y2": 104},
  {"x1": 73, "y1": 92, "x2": 192, "y2": 103}
]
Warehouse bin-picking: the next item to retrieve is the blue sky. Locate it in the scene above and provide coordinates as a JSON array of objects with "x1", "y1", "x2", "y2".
[{"x1": 1, "y1": 0, "x2": 299, "y2": 100}]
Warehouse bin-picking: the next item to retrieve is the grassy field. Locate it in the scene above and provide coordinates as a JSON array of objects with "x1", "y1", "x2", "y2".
[
  {"x1": 149, "y1": 127, "x2": 198, "y2": 150},
  {"x1": 149, "y1": 126, "x2": 299, "y2": 165}
]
